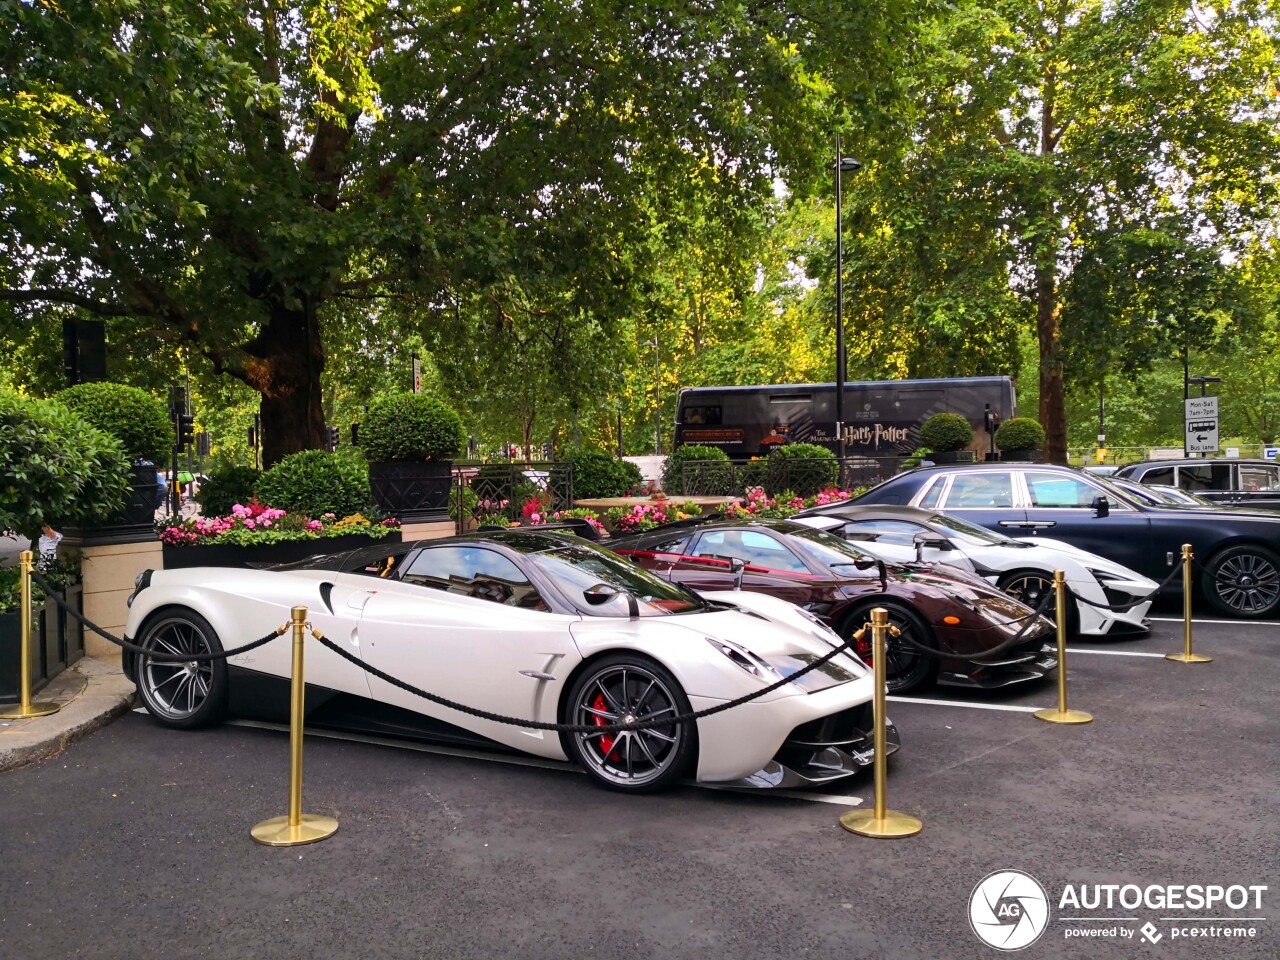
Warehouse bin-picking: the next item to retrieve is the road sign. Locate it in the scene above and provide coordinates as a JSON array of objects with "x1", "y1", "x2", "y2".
[
  {"x1": 1185, "y1": 396, "x2": 1219, "y2": 421},
  {"x1": 1265, "y1": 448, "x2": 1279, "y2": 461},
  {"x1": 1186, "y1": 419, "x2": 1219, "y2": 454}
]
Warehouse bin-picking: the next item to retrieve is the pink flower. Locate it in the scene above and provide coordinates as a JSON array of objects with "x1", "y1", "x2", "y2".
[
  {"x1": 244, "y1": 519, "x2": 256, "y2": 530},
  {"x1": 307, "y1": 520, "x2": 322, "y2": 531}
]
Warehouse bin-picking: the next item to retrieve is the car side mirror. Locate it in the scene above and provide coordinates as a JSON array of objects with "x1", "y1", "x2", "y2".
[
  {"x1": 584, "y1": 583, "x2": 639, "y2": 620},
  {"x1": 729, "y1": 557, "x2": 746, "y2": 591},
  {"x1": 1092, "y1": 495, "x2": 1110, "y2": 518},
  {"x1": 912, "y1": 531, "x2": 952, "y2": 563}
]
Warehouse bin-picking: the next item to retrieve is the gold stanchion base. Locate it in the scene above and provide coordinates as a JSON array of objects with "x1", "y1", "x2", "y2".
[
  {"x1": 0, "y1": 701, "x2": 61, "y2": 719},
  {"x1": 251, "y1": 814, "x2": 339, "y2": 847},
  {"x1": 840, "y1": 809, "x2": 923, "y2": 838},
  {"x1": 1166, "y1": 652, "x2": 1212, "y2": 663},
  {"x1": 1034, "y1": 707, "x2": 1093, "y2": 724}
]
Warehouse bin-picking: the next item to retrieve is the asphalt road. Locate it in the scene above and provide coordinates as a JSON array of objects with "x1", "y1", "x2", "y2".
[{"x1": 1, "y1": 615, "x2": 1276, "y2": 960}]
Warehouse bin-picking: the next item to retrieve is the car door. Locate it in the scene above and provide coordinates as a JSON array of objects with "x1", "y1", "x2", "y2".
[
  {"x1": 1174, "y1": 462, "x2": 1235, "y2": 506},
  {"x1": 672, "y1": 528, "x2": 820, "y2": 605},
  {"x1": 1017, "y1": 470, "x2": 1155, "y2": 577},
  {"x1": 355, "y1": 544, "x2": 581, "y2": 759},
  {"x1": 1235, "y1": 463, "x2": 1280, "y2": 510}
]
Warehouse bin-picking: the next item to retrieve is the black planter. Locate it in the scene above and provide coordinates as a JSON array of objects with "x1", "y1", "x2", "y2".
[
  {"x1": 929, "y1": 450, "x2": 976, "y2": 464},
  {"x1": 0, "y1": 611, "x2": 23, "y2": 703},
  {"x1": 162, "y1": 531, "x2": 403, "y2": 570},
  {"x1": 999, "y1": 448, "x2": 1043, "y2": 462},
  {"x1": 368, "y1": 461, "x2": 453, "y2": 522},
  {"x1": 69, "y1": 462, "x2": 160, "y2": 546}
]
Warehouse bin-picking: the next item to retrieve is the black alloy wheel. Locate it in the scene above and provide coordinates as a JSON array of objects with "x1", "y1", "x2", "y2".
[
  {"x1": 135, "y1": 607, "x2": 228, "y2": 729},
  {"x1": 997, "y1": 569, "x2": 1077, "y2": 635},
  {"x1": 563, "y1": 654, "x2": 697, "y2": 793},
  {"x1": 844, "y1": 601, "x2": 937, "y2": 694},
  {"x1": 1202, "y1": 545, "x2": 1280, "y2": 618}
]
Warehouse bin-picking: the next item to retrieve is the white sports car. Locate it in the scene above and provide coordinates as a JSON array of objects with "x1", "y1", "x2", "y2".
[
  {"x1": 123, "y1": 530, "x2": 894, "y2": 793},
  {"x1": 792, "y1": 506, "x2": 1156, "y2": 637}
]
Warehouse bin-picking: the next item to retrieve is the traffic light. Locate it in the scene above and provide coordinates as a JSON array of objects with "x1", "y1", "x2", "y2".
[
  {"x1": 168, "y1": 384, "x2": 187, "y2": 420},
  {"x1": 984, "y1": 407, "x2": 1001, "y2": 434},
  {"x1": 176, "y1": 413, "x2": 195, "y2": 448},
  {"x1": 351, "y1": 422, "x2": 360, "y2": 446},
  {"x1": 325, "y1": 426, "x2": 339, "y2": 453},
  {"x1": 195, "y1": 432, "x2": 211, "y2": 458}
]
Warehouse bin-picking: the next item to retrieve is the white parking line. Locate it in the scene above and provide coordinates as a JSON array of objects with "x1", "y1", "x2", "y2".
[
  {"x1": 1150, "y1": 616, "x2": 1280, "y2": 630},
  {"x1": 1066, "y1": 648, "x2": 1168, "y2": 659},
  {"x1": 887, "y1": 696, "x2": 1045, "y2": 714},
  {"x1": 146, "y1": 715, "x2": 865, "y2": 806}
]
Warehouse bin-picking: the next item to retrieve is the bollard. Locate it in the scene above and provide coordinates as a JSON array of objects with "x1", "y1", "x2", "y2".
[
  {"x1": 1034, "y1": 570, "x2": 1093, "y2": 725},
  {"x1": 251, "y1": 606, "x2": 339, "y2": 846},
  {"x1": 1167, "y1": 544, "x2": 1211, "y2": 664},
  {"x1": 0, "y1": 551, "x2": 61, "y2": 720},
  {"x1": 840, "y1": 608, "x2": 922, "y2": 839}
]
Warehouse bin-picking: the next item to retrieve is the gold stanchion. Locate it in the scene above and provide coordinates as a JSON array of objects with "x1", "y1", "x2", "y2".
[
  {"x1": 1035, "y1": 570, "x2": 1093, "y2": 724},
  {"x1": 0, "y1": 550, "x2": 61, "y2": 720},
  {"x1": 1167, "y1": 544, "x2": 1211, "y2": 664},
  {"x1": 251, "y1": 606, "x2": 338, "y2": 846},
  {"x1": 840, "y1": 608, "x2": 922, "y2": 839}
]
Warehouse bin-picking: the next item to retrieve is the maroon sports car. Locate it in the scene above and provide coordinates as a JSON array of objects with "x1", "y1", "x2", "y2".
[{"x1": 609, "y1": 518, "x2": 1056, "y2": 693}]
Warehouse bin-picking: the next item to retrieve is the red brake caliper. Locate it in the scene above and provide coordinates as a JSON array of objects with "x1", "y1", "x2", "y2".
[
  {"x1": 855, "y1": 632, "x2": 873, "y2": 665},
  {"x1": 593, "y1": 693, "x2": 618, "y2": 760}
]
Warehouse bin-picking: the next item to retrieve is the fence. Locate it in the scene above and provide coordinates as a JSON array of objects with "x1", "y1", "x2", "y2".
[{"x1": 452, "y1": 461, "x2": 575, "y2": 533}]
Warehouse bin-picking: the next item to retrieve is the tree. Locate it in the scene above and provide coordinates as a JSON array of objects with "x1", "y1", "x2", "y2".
[{"x1": 837, "y1": 0, "x2": 1280, "y2": 461}]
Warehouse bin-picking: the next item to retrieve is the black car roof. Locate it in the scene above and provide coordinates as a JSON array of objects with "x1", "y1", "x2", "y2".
[{"x1": 1118, "y1": 458, "x2": 1277, "y2": 470}]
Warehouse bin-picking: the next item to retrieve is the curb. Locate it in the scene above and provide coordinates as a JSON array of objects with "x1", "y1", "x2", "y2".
[{"x1": 0, "y1": 658, "x2": 135, "y2": 773}]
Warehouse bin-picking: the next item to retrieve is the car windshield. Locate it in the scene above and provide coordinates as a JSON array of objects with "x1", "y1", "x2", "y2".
[
  {"x1": 926, "y1": 513, "x2": 1027, "y2": 548},
  {"x1": 782, "y1": 525, "x2": 893, "y2": 571},
  {"x1": 527, "y1": 543, "x2": 707, "y2": 617}
]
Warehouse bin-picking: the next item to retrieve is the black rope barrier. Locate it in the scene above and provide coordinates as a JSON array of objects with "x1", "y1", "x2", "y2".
[
  {"x1": 29, "y1": 569, "x2": 286, "y2": 662},
  {"x1": 310, "y1": 629, "x2": 865, "y2": 735},
  {"x1": 889, "y1": 587, "x2": 1057, "y2": 663}
]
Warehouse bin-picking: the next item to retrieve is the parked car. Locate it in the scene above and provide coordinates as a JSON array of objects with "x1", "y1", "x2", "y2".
[
  {"x1": 790, "y1": 504, "x2": 1156, "y2": 637},
  {"x1": 839, "y1": 463, "x2": 1280, "y2": 618},
  {"x1": 608, "y1": 518, "x2": 1055, "y2": 694},
  {"x1": 1109, "y1": 478, "x2": 1216, "y2": 508},
  {"x1": 123, "y1": 531, "x2": 892, "y2": 793},
  {"x1": 1115, "y1": 458, "x2": 1280, "y2": 510}
]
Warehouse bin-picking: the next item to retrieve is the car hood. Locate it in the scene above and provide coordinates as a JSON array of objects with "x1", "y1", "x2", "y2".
[{"x1": 1012, "y1": 537, "x2": 1155, "y2": 583}]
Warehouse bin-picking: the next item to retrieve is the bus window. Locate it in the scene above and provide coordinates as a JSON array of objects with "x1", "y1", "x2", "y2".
[{"x1": 683, "y1": 406, "x2": 721, "y2": 425}]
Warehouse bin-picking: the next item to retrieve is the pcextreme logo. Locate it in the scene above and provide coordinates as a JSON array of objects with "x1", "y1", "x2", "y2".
[{"x1": 969, "y1": 870, "x2": 1051, "y2": 951}]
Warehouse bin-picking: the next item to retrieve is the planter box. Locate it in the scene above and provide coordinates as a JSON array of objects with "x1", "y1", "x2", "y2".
[
  {"x1": 999, "y1": 448, "x2": 1043, "y2": 462},
  {"x1": 369, "y1": 461, "x2": 453, "y2": 522},
  {"x1": 929, "y1": 450, "x2": 977, "y2": 464},
  {"x1": 68, "y1": 462, "x2": 161, "y2": 546},
  {"x1": 162, "y1": 531, "x2": 402, "y2": 570},
  {"x1": 0, "y1": 585, "x2": 82, "y2": 705}
]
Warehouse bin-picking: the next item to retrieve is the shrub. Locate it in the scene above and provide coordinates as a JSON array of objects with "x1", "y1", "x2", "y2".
[
  {"x1": 361, "y1": 392, "x2": 465, "y2": 462},
  {"x1": 662, "y1": 444, "x2": 733, "y2": 495},
  {"x1": 919, "y1": 413, "x2": 974, "y2": 453},
  {"x1": 195, "y1": 465, "x2": 261, "y2": 517},
  {"x1": 567, "y1": 450, "x2": 643, "y2": 499},
  {"x1": 255, "y1": 450, "x2": 372, "y2": 517},
  {"x1": 994, "y1": 417, "x2": 1046, "y2": 452},
  {"x1": 56, "y1": 382, "x2": 174, "y2": 463},
  {"x1": 900, "y1": 447, "x2": 932, "y2": 470},
  {"x1": 765, "y1": 443, "x2": 839, "y2": 497},
  {"x1": 0, "y1": 389, "x2": 130, "y2": 537}
]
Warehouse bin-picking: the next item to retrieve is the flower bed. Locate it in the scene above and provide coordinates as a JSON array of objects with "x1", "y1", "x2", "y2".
[
  {"x1": 719, "y1": 487, "x2": 858, "y2": 521},
  {"x1": 158, "y1": 502, "x2": 401, "y2": 569}
]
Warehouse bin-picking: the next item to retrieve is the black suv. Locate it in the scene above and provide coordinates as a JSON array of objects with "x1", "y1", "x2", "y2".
[{"x1": 1115, "y1": 459, "x2": 1280, "y2": 511}]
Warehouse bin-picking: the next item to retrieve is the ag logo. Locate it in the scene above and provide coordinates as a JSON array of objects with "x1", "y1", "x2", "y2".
[{"x1": 969, "y1": 869, "x2": 1050, "y2": 951}]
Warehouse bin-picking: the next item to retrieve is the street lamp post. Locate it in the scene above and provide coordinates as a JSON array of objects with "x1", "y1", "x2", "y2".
[
  {"x1": 645, "y1": 339, "x2": 660, "y2": 456},
  {"x1": 833, "y1": 136, "x2": 861, "y2": 467}
]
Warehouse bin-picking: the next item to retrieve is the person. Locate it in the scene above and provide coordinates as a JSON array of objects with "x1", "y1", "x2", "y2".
[
  {"x1": 37, "y1": 524, "x2": 63, "y2": 566},
  {"x1": 154, "y1": 468, "x2": 168, "y2": 511}
]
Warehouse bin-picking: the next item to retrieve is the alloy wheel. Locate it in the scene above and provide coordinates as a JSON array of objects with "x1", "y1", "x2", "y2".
[
  {"x1": 1212, "y1": 552, "x2": 1280, "y2": 614},
  {"x1": 570, "y1": 663, "x2": 684, "y2": 788},
  {"x1": 140, "y1": 617, "x2": 216, "y2": 721}
]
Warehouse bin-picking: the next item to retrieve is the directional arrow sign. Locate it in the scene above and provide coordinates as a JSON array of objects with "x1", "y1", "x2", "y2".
[{"x1": 1185, "y1": 418, "x2": 1219, "y2": 454}]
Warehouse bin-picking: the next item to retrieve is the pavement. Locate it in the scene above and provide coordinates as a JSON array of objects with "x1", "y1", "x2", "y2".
[{"x1": 0, "y1": 655, "x2": 134, "y2": 772}]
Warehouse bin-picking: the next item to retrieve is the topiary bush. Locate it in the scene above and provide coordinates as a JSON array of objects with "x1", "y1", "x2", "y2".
[
  {"x1": 0, "y1": 389, "x2": 130, "y2": 538},
  {"x1": 255, "y1": 450, "x2": 372, "y2": 517},
  {"x1": 196, "y1": 465, "x2": 262, "y2": 516},
  {"x1": 360, "y1": 392, "x2": 466, "y2": 462},
  {"x1": 661, "y1": 444, "x2": 734, "y2": 495},
  {"x1": 994, "y1": 417, "x2": 1046, "y2": 453},
  {"x1": 567, "y1": 450, "x2": 644, "y2": 499},
  {"x1": 56, "y1": 382, "x2": 174, "y2": 464},
  {"x1": 766, "y1": 443, "x2": 839, "y2": 497},
  {"x1": 919, "y1": 413, "x2": 974, "y2": 453}
]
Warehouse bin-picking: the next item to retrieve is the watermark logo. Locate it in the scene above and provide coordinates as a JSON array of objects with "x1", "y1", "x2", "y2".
[
  {"x1": 1140, "y1": 922, "x2": 1163, "y2": 944},
  {"x1": 969, "y1": 870, "x2": 1050, "y2": 951}
]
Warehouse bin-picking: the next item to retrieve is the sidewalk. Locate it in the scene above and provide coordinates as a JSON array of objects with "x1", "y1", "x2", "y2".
[{"x1": 0, "y1": 656, "x2": 135, "y2": 772}]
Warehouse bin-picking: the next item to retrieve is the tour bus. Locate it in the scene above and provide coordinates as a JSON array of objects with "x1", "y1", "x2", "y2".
[{"x1": 673, "y1": 376, "x2": 1017, "y2": 460}]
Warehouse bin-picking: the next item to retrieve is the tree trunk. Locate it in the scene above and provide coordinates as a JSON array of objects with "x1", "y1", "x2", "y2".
[
  {"x1": 1036, "y1": 263, "x2": 1068, "y2": 464},
  {"x1": 249, "y1": 301, "x2": 328, "y2": 467}
]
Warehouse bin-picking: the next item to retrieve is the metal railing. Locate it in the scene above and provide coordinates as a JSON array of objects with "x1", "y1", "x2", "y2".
[
  {"x1": 677, "y1": 456, "x2": 904, "y2": 497},
  {"x1": 452, "y1": 460, "x2": 575, "y2": 532}
]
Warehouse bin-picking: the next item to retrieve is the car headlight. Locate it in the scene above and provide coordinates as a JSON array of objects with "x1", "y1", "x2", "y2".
[
  {"x1": 126, "y1": 569, "x2": 153, "y2": 608},
  {"x1": 705, "y1": 636, "x2": 780, "y2": 681}
]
